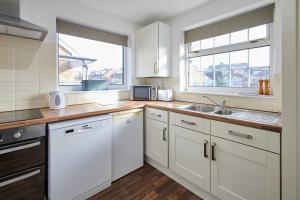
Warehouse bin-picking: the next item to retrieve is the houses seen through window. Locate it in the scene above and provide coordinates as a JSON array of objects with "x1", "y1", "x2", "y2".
[
  {"x1": 58, "y1": 33, "x2": 124, "y2": 86},
  {"x1": 187, "y1": 24, "x2": 271, "y2": 89}
]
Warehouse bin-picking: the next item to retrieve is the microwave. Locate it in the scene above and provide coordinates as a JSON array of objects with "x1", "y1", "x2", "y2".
[{"x1": 130, "y1": 85, "x2": 158, "y2": 101}]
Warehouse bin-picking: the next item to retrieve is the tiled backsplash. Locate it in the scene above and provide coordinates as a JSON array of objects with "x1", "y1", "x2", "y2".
[
  {"x1": 0, "y1": 35, "x2": 131, "y2": 112},
  {"x1": 0, "y1": 35, "x2": 57, "y2": 112}
]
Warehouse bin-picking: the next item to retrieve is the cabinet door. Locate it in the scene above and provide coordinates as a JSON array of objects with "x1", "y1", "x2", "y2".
[
  {"x1": 145, "y1": 118, "x2": 168, "y2": 167},
  {"x1": 158, "y1": 22, "x2": 171, "y2": 77},
  {"x1": 136, "y1": 22, "x2": 158, "y2": 77},
  {"x1": 211, "y1": 136, "x2": 280, "y2": 200},
  {"x1": 169, "y1": 125, "x2": 210, "y2": 192}
]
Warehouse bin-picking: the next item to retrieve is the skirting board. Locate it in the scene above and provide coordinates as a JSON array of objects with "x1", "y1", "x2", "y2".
[{"x1": 145, "y1": 156, "x2": 220, "y2": 200}]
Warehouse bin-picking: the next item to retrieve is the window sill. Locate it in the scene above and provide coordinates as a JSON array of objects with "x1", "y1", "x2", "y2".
[
  {"x1": 65, "y1": 89, "x2": 130, "y2": 94},
  {"x1": 180, "y1": 90, "x2": 274, "y2": 99}
]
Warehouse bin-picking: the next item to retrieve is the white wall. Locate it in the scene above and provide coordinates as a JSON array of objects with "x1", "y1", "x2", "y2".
[
  {"x1": 0, "y1": 0, "x2": 143, "y2": 111},
  {"x1": 147, "y1": 0, "x2": 282, "y2": 112}
]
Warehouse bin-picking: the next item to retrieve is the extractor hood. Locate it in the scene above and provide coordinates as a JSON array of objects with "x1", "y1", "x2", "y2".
[{"x1": 0, "y1": 0, "x2": 48, "y2": 41}]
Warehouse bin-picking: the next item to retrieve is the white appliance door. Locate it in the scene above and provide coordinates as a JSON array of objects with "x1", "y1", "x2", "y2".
[
  {"x1": 49, "y1": 119, "x2": 112, "y2": 200},
  {"x1": 112, "y1": 110, "x2": 143, "y2": 181}
]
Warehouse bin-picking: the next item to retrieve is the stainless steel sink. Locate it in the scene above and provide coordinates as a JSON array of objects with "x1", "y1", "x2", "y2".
[
  {"x1": 213, "y1": 110, "x2": 234, "y2": 115},
  {"x1": 178, "y1": 104, "x2": 234, "y2": 116},
  {"x1": 177, "y1": 104, "x2": 216, "y2": 113}
]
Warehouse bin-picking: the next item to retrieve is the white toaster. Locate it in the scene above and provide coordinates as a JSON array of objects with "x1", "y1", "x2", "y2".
[{"x1": 157, "y1": 89, "x2": 173, "y2": 102}]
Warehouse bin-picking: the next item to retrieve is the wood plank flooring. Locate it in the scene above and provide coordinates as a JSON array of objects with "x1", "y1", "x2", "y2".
[{"x1": 89, "y1": 163, "x2": 203, "y2": 200}]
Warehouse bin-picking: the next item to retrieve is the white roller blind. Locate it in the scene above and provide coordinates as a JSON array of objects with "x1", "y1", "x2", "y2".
[
  {"x1": 184, "y1": 4, "x2": 274, "y2": 44},
  {"x1": 57, "y1": 19, "x2": 128, "y2": 46}
]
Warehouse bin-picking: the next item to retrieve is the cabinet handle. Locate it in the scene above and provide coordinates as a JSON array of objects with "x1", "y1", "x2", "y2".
[
  {"x1": 162, "y1": 127, "x2": 167, "y2": 141},
  {"x1": 0, "y1": 168, "x2": 40, "y2": 187},
  {"x1": 211, "y1": 142, "x2": 216, "y2": 161},
  {"x1": 151, "y1": 113, "x2": 161, "y2": 118},
  {"x1": 228, "y1": 130, "x2": 253, "y2": 139},
  {"x1": 181, "y1": 120, "x2": 196, "y2": 126},
  {"x1": 204, "y1": 140, "x2": 208, "y2": 158},
  {"x1": 154, "y1": 62, "x2": 157, "y2": 74},
  {"x1": 0, "y1": 140, "x2": 40, "y2": 155}
]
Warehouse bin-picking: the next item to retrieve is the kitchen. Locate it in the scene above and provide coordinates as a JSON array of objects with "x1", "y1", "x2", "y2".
[{"x1": 0, "y1": 0, "x2": 298, "y2": 200}]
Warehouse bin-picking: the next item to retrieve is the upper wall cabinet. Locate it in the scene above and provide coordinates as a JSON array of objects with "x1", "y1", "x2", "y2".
[{"x1": 136, "y1": 21, "x2": 171, "y2": 77}]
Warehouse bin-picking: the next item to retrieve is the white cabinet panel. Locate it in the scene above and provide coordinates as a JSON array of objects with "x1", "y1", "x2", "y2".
[
  {"x1": 211, "y1": 121, "x2": 280, "y2": 154},
  {"x1": 169, "y1": 125, "x2": 210, "y2": 192},
  {"x1": 145, "y1": 118, "x2": 168, "y2": 167},
  {"x1": 211, "y1": 136, "x2": 280, "y2": 200},
  {"x1": 170, "y1": 112, "x2": 210, "y2": 134},
  {"x1": 136, "y1": 21, "x2": 171, "y2": 77},
  {"x1": 146, "y1": 107, "x2": 168, "y2": 123}
]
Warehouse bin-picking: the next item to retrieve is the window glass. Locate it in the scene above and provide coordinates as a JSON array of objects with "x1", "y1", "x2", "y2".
[
  {"x1": 58, "y1": 33, "x2": 124, "y2": 86},
  {"x1": 200, "y1": 38, "x2": 214, "y2": 50},
  {"x1": 249, "y1": 46, "x2": 270, "y2": 68},
  {"x1": 187, "y1": 24, "x2": 271, "y2": 90},
  {"x1": 214, "y1": 34, "x2": 230, "y2": 47},
  {"x1": 249, "y1": 24, "x2": 267, "y2": 41},
  {"x1": 230, "y1": 50, "x2": 249, "y2": 87},
  {"x1": 200, "y1": 55, "x2": 214, "y2": 86},
  {"x1": 215, "y1": 53, "x2": 230, "y2": 87},
  {"x1": 190, "y1": 41, "x2": 200, "y2": 52},
  {"x1": 230, "y1": 29, "x2": 248, "y2": 44}
]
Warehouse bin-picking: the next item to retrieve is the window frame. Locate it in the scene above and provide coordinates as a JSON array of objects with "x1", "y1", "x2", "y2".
[
  {"x1": 56, "y1": 32, "x2": 127, "y2": 91},
  {"x1": 185, "y1": 23, "x2": 274, "y2": 95}
]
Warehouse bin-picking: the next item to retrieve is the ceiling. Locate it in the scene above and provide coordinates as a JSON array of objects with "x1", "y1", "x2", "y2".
[{"x1": 75, "y1": 0, "x2": 211, "y2": 25}]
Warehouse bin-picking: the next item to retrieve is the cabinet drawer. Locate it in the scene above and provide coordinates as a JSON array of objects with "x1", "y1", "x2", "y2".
[
  {"x1": 170, "y1": 112, "x2": 210, "y2": 134},
  {"x1": 0, "y1": 165, "x2": 45, "y2": 200},
  {"x1": 0, "y1": 137, "x2": 45, "y2": 177},
  {"x1": 146, "y1": 108, "x2": 168, "y2": 123},
  {"x1": 211, "y1": 121, "x2": 280, "y2": 154}
]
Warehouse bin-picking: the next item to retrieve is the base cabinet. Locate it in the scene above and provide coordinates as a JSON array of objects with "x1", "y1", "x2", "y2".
[
  {"x1": 145, "y1": 118, "x2": 168, "y2": 167},
  {"x1": 169, "y1": 125, "x2": 210, "y2": 192},
  {"x1": 211, "y1": 136, "x2": 280, "y2": 200}
]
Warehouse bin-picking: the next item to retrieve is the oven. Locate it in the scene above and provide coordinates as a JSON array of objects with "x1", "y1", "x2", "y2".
[
  {"x1": 130, "y1": 85, "x2": 158, "y2": 101},
  {"x1": 0, "y1": 124, "x2": 46, "y2": 200}
]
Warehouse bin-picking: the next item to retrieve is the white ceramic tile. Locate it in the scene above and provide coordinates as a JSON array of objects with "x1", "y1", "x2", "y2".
[
  {"x1": 15, "y1": 47, "x2": 40, "y2": 82},
  {"x1": 15, "y1": 37, "x2": 42, "y2": 49},
  {"x1": 0, "y1": 46, "x2": 14, "y2": 68},
  {"x1": 0, "y1": 35, "x2": 15, "y2": 46}
]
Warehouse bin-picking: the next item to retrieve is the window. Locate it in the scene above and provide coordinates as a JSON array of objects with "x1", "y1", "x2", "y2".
[
  {"x1": 58, "y1": 34, "x2": 125, "y2": 86},
  {"x1": 187, "y1": 24, "x2": 272, "y2": 90},
  {"x1": 56, "y1": 19, "x2": 128, "y2": 90},
  {"x1": 184, "y1": 4, "x2": 274, "y2": 94}
]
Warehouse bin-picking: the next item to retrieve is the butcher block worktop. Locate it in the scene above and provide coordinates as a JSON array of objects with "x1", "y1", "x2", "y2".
[{"x1": 0, "y1": 101, "x2": 282, "y2": 133}]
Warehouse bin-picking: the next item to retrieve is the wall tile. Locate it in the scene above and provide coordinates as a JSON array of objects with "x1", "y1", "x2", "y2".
[{"x1": 0, "y1": 46, "x2": 14, "y2": 68}]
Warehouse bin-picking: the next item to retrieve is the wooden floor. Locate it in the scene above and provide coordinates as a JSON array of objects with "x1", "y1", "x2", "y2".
[{"x1": 89, "y1": 163, "x2": 203, "y2": 200}]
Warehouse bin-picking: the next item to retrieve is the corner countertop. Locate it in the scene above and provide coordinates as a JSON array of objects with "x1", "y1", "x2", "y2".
[{"x1": 0, "y1": 101, "x2": 282, "y2": 133}]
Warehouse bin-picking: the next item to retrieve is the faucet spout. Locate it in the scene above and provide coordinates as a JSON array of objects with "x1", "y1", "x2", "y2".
[{"x1": 203, "y1": 96, "x2": 226, "y2": 111}]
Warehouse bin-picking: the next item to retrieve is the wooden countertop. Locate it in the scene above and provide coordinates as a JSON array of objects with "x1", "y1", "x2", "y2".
[{"x1": 0, "y1": 101, "x2": 282, "y2": 133}]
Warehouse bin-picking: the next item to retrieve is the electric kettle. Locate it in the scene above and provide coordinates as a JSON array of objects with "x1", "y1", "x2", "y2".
[{"x1": 49, "y1": 91, "x2": 67, "y2": 109}]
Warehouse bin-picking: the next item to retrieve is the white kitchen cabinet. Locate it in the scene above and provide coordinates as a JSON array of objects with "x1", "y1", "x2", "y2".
[
  {"x1": 210, "y1": 136, "x2": 280, "y2": 200},
  {"x1": 136, "y1": 21, "x2": 171, "y2": 77},
  {"x1": 169, "y1": 124, "x2": 210, "y2": 192},
  {"x1": 145, "y1": 115, "x2": 168, "y2": 167}
]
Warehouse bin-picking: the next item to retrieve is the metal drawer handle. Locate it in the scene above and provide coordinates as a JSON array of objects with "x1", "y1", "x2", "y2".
[
  {"x1": 0, "y1": 141, "x2": 40, "y2": 155},
  {"x1": 162, "y1": 127, "x2": 167, "y2": 141},
  {"x1": 181, "y1": 120, "x2": 196, "y2": 126},
  {"x1": 204, "y1": 140, "x2": 208, "y2": 158},
  {"x1": 151, "y1": 113, "x2": 161, "y2": 118},
  {"x1": 211, "y1": 142, "x2": 216, "y2": 161},
  {"x1": 154, "y1": 62, "x2": 158, "y2": 73},
  {"x1": 0, "y1": 169, "x2": 40, "y2": 187},
  {"x1": 228, "y1": 130, "x2": 253, "y2": 139}
]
